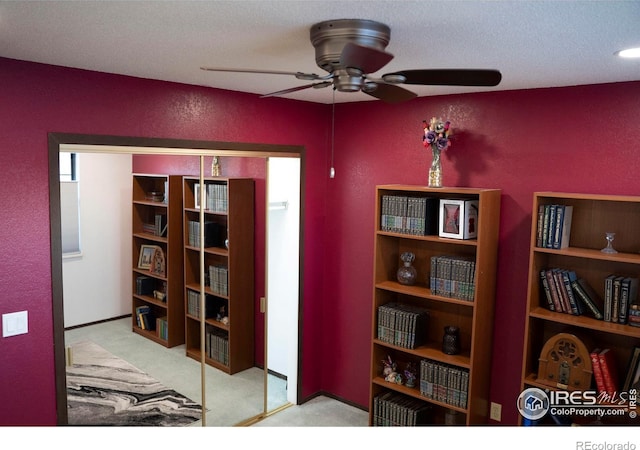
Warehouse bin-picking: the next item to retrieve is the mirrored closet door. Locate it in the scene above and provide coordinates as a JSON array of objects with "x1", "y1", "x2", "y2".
[{"x1": 50, "y1": 137, "x2": 303, "y2": 426}]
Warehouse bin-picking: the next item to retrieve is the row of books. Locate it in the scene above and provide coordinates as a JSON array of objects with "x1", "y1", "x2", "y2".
[
  {"x1": 380, "y1": 194, "x2": 439, "y2": 236},
  {"x1": 186, "y1": 220, "x2": 224, "y2": 248},
  {"x1": 142, "y1": 213, "x2": 167, "y2": 237},
  {"x1": 377, "y1": 302, "x2": 429, "y2": 349},
  {"x1": 604, "y1": 274, "x2": 639, "y2": 325},
  {"x1": 595, "y1": 346, "x2": 640, "y2": 396},
  {"x1": 430, "y1": 255, "x2": 476, "y2": 302},
  {"x1": 186, "y1": 289, "x2": 227, "y2": 320},
  {"x1": 540, "y1": 268, "x2": 600, "y2": 317},
  {"x1": 536, "y1": 204, "x2": 573, "y2": 249},
  {"x1": 135, "y1": 275, "x2": 155, "y2": 296},
  {"x1": 372, "y1": 391, "x2": 432, "y2": 426},
  {"x1": 195, "y1": 182, "x2": 228, "y2": 213},
  {"x1": 135, "y1": 305, "x2": 154, "y2": 331},
  {"x1": 540, "y1": 268, "x2": 640, "y2": 326},
  {"x1": 156, "y1": 316, "x2": 168, "y2": 340},
  {"x1": 209, "y1": 265, "x2": 229, "y2": 296},
  {"x1": 590, "y1": 347, "x2": 619, "y2": 398},
  {"x1": 420, "y1": 359, "x2": 469, "y2": 409},
  {"x1": 205, "y1": 326, "x2": 229, "y2": 365},
  {"x1": 186, "y1": 290, "x2": 203, "y2": 317}
]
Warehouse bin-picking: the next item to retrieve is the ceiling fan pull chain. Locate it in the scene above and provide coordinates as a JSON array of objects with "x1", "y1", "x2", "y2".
[{"x1": 330, "y1": 87, "x2": 336, "y2": 179}]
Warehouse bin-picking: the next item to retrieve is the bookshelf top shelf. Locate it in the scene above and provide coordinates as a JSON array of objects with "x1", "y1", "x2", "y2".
[
  {"x1": 535, "y1": 192, "x2": 640, "y2": 203},
  {"x1": 377, "y1": 185, "x2": 501, "y2": 195}
]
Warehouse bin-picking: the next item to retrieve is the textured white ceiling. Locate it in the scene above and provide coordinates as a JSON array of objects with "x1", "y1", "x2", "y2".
[{"x1": 1, "y1": 0, "x2": 639, "y2": 103}]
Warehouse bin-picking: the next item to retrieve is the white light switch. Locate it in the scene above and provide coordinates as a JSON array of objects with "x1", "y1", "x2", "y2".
[{"x1": 2, "y1": 311, "x2": 28, "y2": 337}]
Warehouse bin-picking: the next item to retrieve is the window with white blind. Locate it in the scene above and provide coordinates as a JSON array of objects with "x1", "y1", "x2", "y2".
[{"x1": 60, "y1": 152, "x2": 81, "y2": 255}]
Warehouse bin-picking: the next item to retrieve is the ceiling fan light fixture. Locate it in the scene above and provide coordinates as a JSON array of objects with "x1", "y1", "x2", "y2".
[
  {"x1": 333, "y1": 68, "x2": 363, "y2": 92},
  {"x1": 616, "y1": 47, "x2": 640, "y2": 58},
  {"x1": 381, "y1": 73, "x2": 406, "y2": 84},
  {"x1": 362, "y1": 82, "x2": 378, "y2": 93}
]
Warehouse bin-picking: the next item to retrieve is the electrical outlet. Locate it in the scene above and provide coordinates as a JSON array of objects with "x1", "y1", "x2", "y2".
[{"x1": 490, "y1": 402, "x2": 502, "y2": 421}]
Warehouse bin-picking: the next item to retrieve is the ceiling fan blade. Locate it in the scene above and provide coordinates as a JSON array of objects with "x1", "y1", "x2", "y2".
[
  {"x1": 340, "y1": 42, "x2": 394, "y2": 74},
  {"x1": 201, "y1": 66, "x2": 322, "y2": 81},
  {"x1": 363, "y1": 83, "x2": 417, "y2": 104},
  {"x1": 384, "y1": 69, "x2": 502, "y2": 86},
  {"x1": 260, "y1": 81, "x2": 332, "y2": 98}
]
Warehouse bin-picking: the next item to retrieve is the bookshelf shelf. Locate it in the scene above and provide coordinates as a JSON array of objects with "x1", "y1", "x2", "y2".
[
  {"x1": 370, "y1": 185, "x2": 501, "y2": 426},
  {"x1": 375, "y1": 280, "x2": 477, "y2": 307},
  {"x1": 520, "y1": 192, "x2": 640, "y2": 426},
  {"x1": 373, "y1": 338, "x2": 472, "y2": 367},
  {"x1": 131, "y1": 174, "x2": 184, "y2": 348},
  {"x1": 182, "y1": 176, "x2": 255, "y2": 375},
  {"x1": 377, "y1": 231, "x2": 479, "y2": 247}
]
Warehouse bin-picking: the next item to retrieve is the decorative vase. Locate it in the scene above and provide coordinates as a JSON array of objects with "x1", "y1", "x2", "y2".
[
  {"x1": 396, "y1": 252, "x2": 417, "y2": 286},
  {"x1": 442, "y1": 325, "x2": 460, "y2": 355},
  {"x1": 428, "y1": 147, "x2": 442, "y2": 188}
]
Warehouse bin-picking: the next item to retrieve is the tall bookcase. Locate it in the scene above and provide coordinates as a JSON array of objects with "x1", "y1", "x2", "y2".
[
  {"x1": 370, "y1": 185, "x2": 501, "y2": 426},
  {"x1": 131, "y1": 174, "x2": 184, "y2": 347},
  {"x1": 182, "y1": 177, "x2": 255, "y2": 375},
  {"x1": 520, "y1": 192, "x2": 640, "y2": 425}
]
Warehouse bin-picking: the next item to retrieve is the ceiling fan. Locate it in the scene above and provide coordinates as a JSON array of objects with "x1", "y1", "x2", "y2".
[{"x1": 201, "y1": 19, "x2": 502, "y2": 103}]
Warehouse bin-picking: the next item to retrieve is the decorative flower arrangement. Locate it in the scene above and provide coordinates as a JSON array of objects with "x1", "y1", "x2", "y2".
[{"x1": 422, "y1": 117, "x2": 452, "y2": 151}]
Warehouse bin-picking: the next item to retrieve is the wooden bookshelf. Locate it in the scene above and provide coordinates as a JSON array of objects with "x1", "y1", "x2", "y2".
[
  {"x1": 520, "y1": 192, "x2": 640, "y2": 425},
  {"x1": 369, "y1": 185, "x2": 501, "y2": 425},
  {"x1": 131, "y1": 174, "x2": 184, "y2": 347},
  {"x1": 182, "y1": 177, "x2": 255, "y2": 375}
]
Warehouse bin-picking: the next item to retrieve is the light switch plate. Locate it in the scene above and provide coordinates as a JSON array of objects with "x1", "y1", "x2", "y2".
[
  {"x1": 2, "y1": 310, "x2": 28, "y2": 337},
  {"x1": 490, "y1": 402, "x2": 502, "y2": 422}
]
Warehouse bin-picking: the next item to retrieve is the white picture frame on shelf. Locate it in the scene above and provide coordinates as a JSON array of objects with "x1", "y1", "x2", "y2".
[
  {"x1": 194, "y1": 183, "x2": 207, "y2": 210},
  {"x1": 439, "y1": 199, "x2": 479, "y2": 240}
]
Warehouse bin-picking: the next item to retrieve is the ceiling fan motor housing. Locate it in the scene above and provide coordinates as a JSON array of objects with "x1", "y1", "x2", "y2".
[{"x1": 310, "y1": 19, "x2": 391, "y2": 73}]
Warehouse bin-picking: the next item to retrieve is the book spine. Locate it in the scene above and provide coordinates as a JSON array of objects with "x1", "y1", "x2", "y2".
[
  {"x1": 536, "y1": 204, "x2": 544, "y2": 247},
  {"x1": 604, "y1": 275, "x2": 614, "y2": 322},
  {"x1": 540, "y1": 270, "x2": 555, "y2": 311},
  {"x1": 552, "y1": 269, "x2": 571, "y2": 313},
  {"x1": 559, "y1": 205, "x2": 573, "y2": 249},
  {"x1": 546, "y1": 204, "x2": 557, "y2": 248},
  {"x1": 541, "y1": 205, "x2": 551, "y2": 248},
  {"x1": 561, "y1": 271, "x2": 580, "y2": 315},
  {"x1": 552, "y1": 205, "x2": 564, "y2": 250},
  {"x1": 619, "y1": 278, "x2": 630, "y2": 325},
  {"x1": 590, "y1": 348, "x2": 606, "y2": 395},
  {"x1": 546, "y1": 269, "x2": 564, "y2": 312},
  {"x1": 571, "y1": 279, "x2": 604, "y2": 320},
  {"x1": 598, "y1": 349, "x2": 619, "y2": 397},
  {"x1": 612, "y1": 277, "x2": 623, "y2": 323}
]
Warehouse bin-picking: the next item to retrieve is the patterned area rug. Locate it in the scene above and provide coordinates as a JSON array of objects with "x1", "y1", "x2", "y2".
[{"x1": 66, "y1": 340, "x2": 202, "y2": 426}]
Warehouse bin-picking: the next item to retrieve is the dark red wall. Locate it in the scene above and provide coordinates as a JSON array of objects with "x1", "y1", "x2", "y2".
[
  {"x1": 0, "y1": 57, "x2": 329, "y2": 425},
  {"x1": 323, "y1": 83, "x2": 640, "y2": 423},
  {"x1": 2, "y1": 55, "x2": 640, "y2": 425}
]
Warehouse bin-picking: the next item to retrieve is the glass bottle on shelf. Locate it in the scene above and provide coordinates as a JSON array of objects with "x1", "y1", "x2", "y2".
[{"x1": 397, "y1": 252, "x2": 417, "y2": 285}]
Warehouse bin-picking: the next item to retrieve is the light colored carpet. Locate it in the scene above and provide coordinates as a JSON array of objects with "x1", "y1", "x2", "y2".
[{"x1": 64, "y1": 317, "x2": 368, "y2": 427}]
